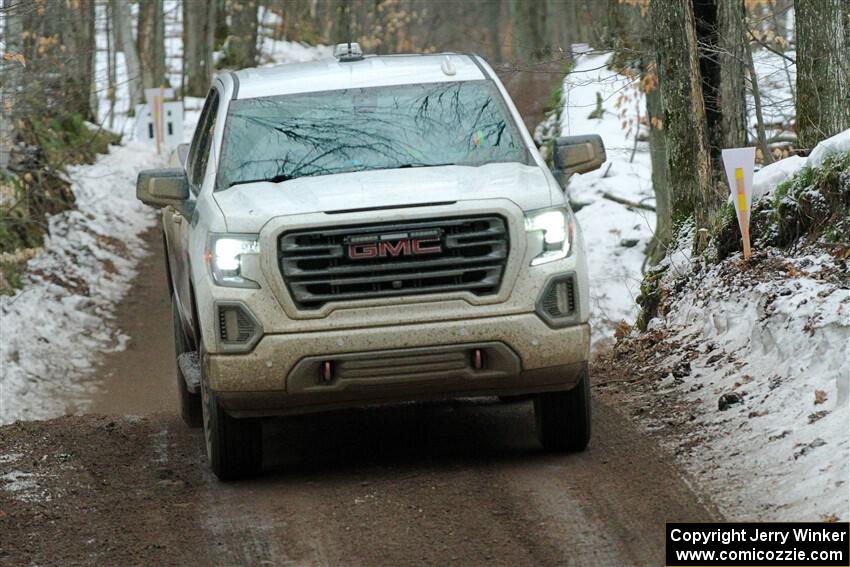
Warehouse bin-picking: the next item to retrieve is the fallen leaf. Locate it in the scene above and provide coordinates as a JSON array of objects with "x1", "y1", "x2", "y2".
[
  {"x1": 614, "y1": 320, "x2": 632, "y2": 340},
  {"x1": 814, "y1": 390, "x2": 827, "y2": 405}
]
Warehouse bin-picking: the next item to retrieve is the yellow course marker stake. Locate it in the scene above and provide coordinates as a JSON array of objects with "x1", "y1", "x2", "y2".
[{"x1": 735, "y1": 167, "x2": 751, "y2": 260}]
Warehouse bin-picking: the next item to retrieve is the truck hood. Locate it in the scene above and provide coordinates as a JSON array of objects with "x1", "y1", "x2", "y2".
[{"x1": 214, "y1": 162, "x2": 558, "y2": 233}]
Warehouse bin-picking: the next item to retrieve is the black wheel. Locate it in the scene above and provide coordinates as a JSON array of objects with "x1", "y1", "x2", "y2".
[
  {"x1": 534, "y1": 366, "x2": 591, "y2": 452},
  {"x1": 172, "y1": 296, "x2": 202, "y2": 428},
  {"x1": 200, "y1": 348, "x2": 263, "y2": 481}
]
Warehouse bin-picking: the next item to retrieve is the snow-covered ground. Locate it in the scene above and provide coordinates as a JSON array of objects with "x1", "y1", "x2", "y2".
[
  {"x1": 633, "y1": 132, "x2": 850, "y2": 521},
  {"x1": 0, "y1": 143, "x2": 164, "y2": 423},
  {"x1": 0, "y1": 24, "x2": 329, "y2": 424},
  {"x1": 654, "y1": 248, "x2": 849, "y2": 521}
]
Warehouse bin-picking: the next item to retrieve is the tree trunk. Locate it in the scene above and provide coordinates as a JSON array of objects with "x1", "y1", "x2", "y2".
[
  {"x1": 650, "y1": 0, "x2": 716, "y2": 250},
  {"x1": 228, "y1": 0, "x2": 260, "y2": 68},
  {"x1": 645, "y1": 62, "x2": 672, "y2": 264},
  {"x1": 114, "y1": 0, "x2": 145, "y2": 109},
  {"x1": 330, "y1": 0, "x2": 350, "y2": 44},
  {"x1": 138, "y1": 0, "x2": 167, "y2": 88},
  {"x1": 745, "y1": 35, "x2": 774, "y2": 164},
  {"x1": 488, "y1": 0, "x2": 504, "y2": 62},
  {"x1": 693, "y1": 0, "x2": 722, "y2": 172},
  {"x1": 0, "y1": 0, "x2": 23, "y2": 171},
  {"x1": 106, "y1": 0, "x2": 117, "y2": 129},
  {"x1": 183, "y1": 0, "x2": 218, "y2": 96},
  {"x1": 510, "y1": 0, "x2": 545, "y2": 63},
  {"x1": 718, "y1": 0, "x2": 748, "y2": 149},
  {"x1": 795, "y1": 0, "x2": 849, "y2": 150},
  {"x1": 62, "y1": 0, "x2": 98, "y2": 120}
]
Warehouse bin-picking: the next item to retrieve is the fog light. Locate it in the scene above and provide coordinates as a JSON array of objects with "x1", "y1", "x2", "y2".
[
  {"x1": 536, "y1": 274, "x2": 577, "y2": 327},
  {"x1": 216, "y1": 301, "x2": 262, "y2": 352}
]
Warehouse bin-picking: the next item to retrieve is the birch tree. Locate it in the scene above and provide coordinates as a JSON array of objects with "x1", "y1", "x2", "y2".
[{"x1": 113, "y1": 0, "x2": 144, "y2": 109}]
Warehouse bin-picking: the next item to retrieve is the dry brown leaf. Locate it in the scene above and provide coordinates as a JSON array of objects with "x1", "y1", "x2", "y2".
[{"x1": 614, "y1": 320, "x2": 632, "y2": 340}]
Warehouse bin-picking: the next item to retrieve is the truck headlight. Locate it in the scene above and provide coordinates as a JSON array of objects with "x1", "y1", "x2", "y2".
[
  {"x1": 207, "y1": 234, "x2": 260, "y2": 288},
  {"x1": 525, "y1": 207, "x2": 573, "y2": 265}
]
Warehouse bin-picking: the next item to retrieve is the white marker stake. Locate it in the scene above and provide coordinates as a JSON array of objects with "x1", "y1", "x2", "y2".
[
  {"x1": 721, "y1": 147, "x2": 756, "y2": 260},
  {"x1": 144, "y1": 87, "x2": 175, "y2": 156}
]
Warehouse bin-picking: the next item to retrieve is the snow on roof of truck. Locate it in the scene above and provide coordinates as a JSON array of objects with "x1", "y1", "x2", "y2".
[{"x1": 228, "y1": 53, "x2": 487, "y2": 100}]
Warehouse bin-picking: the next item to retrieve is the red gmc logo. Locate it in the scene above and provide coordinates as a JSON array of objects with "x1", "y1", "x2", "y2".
[{"x1": 346, "y1": 231, "x2": 443, "y2": 259}]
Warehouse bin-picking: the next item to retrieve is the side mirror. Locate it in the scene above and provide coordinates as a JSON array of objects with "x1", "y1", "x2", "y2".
[
  {"x1": 552, "y1": 134, "x2": 606, "y2": 185},
  {"x1": 177, "y1": 143, "x2": 190, "y2": 167},
  {"x1": 136, "y1": 168, "x2": 191, "y2": 215}
]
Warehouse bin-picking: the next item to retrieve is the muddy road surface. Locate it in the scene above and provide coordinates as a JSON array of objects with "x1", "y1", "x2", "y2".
[{"x1": 0, "y1": 228, "x2": 719, "y2": 566}]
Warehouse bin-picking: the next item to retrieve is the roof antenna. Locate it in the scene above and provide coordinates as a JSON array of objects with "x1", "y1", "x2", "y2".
[{"x1": 333, "y1": 0, "x2": 362, "y2": 62}]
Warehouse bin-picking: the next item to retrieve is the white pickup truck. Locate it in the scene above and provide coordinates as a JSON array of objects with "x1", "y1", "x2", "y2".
[{"x1": 137, "y1": 43, "x2": 606, "y2": 480}]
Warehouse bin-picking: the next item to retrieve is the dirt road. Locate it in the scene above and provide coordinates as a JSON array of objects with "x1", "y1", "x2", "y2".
[{"x1": 0, "y1": 227, "x2": 720, "y2": 566}]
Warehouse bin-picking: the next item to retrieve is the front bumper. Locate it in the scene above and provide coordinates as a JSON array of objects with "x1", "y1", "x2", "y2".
[{"x1": 208, "y1": 314, "x2": 590, "y2": 417}]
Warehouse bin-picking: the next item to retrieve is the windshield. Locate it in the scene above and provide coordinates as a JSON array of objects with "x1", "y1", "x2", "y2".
[{"x1": 217, "y1": 80, "x2": 530, "y2": 190}]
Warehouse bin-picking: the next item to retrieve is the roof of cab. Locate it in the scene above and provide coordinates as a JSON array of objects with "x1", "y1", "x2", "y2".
[{"x1": 227, "y1": 53, "x2": 488, "y2": 100}]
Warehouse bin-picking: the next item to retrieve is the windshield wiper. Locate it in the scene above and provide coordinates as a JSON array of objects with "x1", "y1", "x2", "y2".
[
  {"x1": 396, "y1": 162, "x2": 455, "y2": 169},
  {"x1": 228, "y1": 173, "x2": 294, "y2": 187}
]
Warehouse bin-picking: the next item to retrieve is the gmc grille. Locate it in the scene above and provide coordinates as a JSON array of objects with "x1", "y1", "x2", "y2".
[{"x1": 278, "y1": 216, "x2": 509, "y2": 309}]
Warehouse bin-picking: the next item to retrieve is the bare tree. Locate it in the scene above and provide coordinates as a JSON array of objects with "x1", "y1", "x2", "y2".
[
  {"x1": 645, "y1": 63, "x2": 672, "y2": 263},
  {"x1": 60, "y1": 0, "x2": 98, "y2": 120},
  {"x1": 0, "y1": 0, "x2": 23, "y2": 171},
  {"x1": 227, "y1": 0, "x2": 259, "y2": 68},
  {"x1": 795, "y1": 0, "x2": 849, "y2": 149},
  {"x1": 183, "y1": 0, "x2": 218, "y2": 96},
  {"x1": 718, "y1": 0, "x2": 747, "y2": 149},
  {"x1": 138, "y1": 0, "x2": 167, "y2": 88},
  {"x1": 114, "y1": 0, "x2": 144, "y2": 109},
  {"x1": 650, "y1": 0, "x2": 716, "y2": 249},
  {"x1": 510, "y1": 0, "x2": 546, "y2": 63},
  {"x1": 106, "y1": 0, "x2": 118, "y2": 128}
]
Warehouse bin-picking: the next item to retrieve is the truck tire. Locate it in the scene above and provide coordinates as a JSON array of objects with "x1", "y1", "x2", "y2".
[
  {"x1": 534, "y1": 366, "x2": 591, "y2": 452},
  {"x1": 172, "y1": 296, "x2": 202, "y2": 428},
  {"x1": 200, "y1": 349, "x2": 263, "y2": 481}
]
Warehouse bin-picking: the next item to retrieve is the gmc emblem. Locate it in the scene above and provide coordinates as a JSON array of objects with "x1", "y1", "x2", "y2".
[{"x1": 346, "y1": 229, "x2": 443, "y2": 259}]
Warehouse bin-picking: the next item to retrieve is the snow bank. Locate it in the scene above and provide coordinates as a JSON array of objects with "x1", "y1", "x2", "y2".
[
  {"x1": 557, "y1": 53, "x2": 655, "y2": 344},
  {"x1": 741, "y1": 127, "x2": 850, "y2": 202},
  {"x1": 0, "y1": 144, "x2": 165, "y2": 424},
  {"x1": 641, "y1": 131, "x2": 850, "y2": 520},
  {"x1": 653, "y1": 249, "x2": 849, "y2": 521},
  {"x1": 807, "y1": 128, "x2": 850, "y2": 168},
  {"x1": 751, "y1": 156, "x2": 806, "y2": 200}
]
